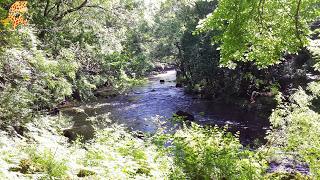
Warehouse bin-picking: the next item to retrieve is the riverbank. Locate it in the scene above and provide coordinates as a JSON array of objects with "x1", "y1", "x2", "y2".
[
  {"x1": 0, "y1": 70, "x2": 315, "y2": 179},
  {"x1": 0, "y1": 113, "x2": 256, "y2": 179},
  {"x1": 0, "y1": 115, "x2": 173, "y2": 179},
  {"x1": 60, "y1": 70, "x2": 270, "y2": 145},
  {"x1": 0, "y1": 112, "x2": 311, "y2": 179}
]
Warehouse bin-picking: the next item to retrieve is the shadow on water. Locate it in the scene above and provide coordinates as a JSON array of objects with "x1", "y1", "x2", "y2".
[{"x1": 62, "y1": 70, "x2": 270, "y2": 145}]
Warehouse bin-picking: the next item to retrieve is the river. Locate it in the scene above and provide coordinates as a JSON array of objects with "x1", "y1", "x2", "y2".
[{"x1": 62, "y1": 70, "x2": 270, "y2": 145}]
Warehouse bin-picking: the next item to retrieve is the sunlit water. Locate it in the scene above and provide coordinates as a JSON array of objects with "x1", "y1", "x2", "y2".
[{"x1": 63, "y1": 70, "x2": 270, "y2": 145}]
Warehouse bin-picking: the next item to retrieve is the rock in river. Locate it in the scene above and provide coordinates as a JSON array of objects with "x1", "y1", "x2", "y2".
[
  {"x1": 175, "y1": 110, "x2": 195, "y2": 121},
  {"x1": 63, "y1": 123, "x2": 95, "y2": 141},
  {"x1": 175, "y1": 83, "x2": 182, "y2": 88}
]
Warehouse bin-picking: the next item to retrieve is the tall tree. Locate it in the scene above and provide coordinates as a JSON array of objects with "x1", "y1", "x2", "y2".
[{"x1": 196, "y1": 0, "x2": 320, "y2": 68}]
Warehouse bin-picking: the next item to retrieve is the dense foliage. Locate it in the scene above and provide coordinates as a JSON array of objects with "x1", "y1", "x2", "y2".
[
  {"x1": 0, "y1": 0, "x2": 156, "y2": 126},
  {"x1": 266, "y1": 82, "x2": 320, "y2": 177},
  {"x1": 197, "y1": 0, "x2": 320, "y2": 68},
  {"x1": 154, "y1": 0, "x2": 316, "y2": 113},
  {"x1": 155, "y1": 123, "x2": 266, "y2": 179},
  {"x1": 0, "y1": 0, "x2": 320, "y2": 179},
  {"x1": 0, "y1": 116, "x2": 267, "y2": 179}
]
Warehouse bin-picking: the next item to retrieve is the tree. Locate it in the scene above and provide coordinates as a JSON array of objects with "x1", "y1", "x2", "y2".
[{"x1": 196, "y1": 0, "x2": 320, "y2": 68}]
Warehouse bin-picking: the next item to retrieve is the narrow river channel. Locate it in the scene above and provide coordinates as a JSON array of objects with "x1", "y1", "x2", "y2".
[{"x1": 63, "y1": 70, "x2": 270, "y2": 145}]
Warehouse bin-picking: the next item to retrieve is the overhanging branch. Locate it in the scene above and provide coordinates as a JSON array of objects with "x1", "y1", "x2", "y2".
[{"x1": 52, "y1": 0, "x2": 88, "y2": 21}]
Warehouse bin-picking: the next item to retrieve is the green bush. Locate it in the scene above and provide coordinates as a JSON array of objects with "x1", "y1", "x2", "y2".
[
  {"x1": 0, "y1": 24, "x2": 150, "y2": 124},
  {"x1": 81, "y1": 125, "x2": 172, "y2": 179},
  {"x1": 155, "y1": 123, "x2": 267, "y2": 179},
  {"x1": 24, "y1": 148, "x2": 68, "y2": 179},
  {"x1": 0, "y1": 27, "x2": 76, "y2": 124},
  {"x1": 267, "y1": 84, "x2": 320, "y2": 178},
  {"x1": 0, "y1": 85, "x2": 33, "y2": 126}
]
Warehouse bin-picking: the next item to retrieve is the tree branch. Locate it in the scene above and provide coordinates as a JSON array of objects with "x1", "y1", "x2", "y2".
[
  {"x1": 83, "y1": 5, "x2": 107, "y2": 11},
  {"x1": 53, "y1": 0, "x2": 88, "y2": 21},
  {"x1": 47, "y1": 0, "x2": 61, "y2": 16},
  {"x1": 295, "y1": 0, "x2": 303, "y2": 47},
  {"x1": 258, "y1": 0, "x2": 265, "y2": 30},
  {"x1": 44, "y1": 0, "x2": 51, "y2": 16}
]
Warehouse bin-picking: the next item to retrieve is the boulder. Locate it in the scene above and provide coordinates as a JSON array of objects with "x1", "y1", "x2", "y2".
[
  {"x1": 13, "y1": 125, "x2": 26, "y2": 136},
  {"x1": 63, "y1": 124, "x2": 95, "y2": 141},
  {"x1": 48, "y1": 107, "x2": 60, "y2": 116},
  {"x1": 153, "y1": 63, "x2": 165, "y2": 72},
  {"x1": 6, "y1": 125, "x2": 25, "y2": 138},
  {"x1": 94, "y1": 87, "x2": 117, "y2": 98},
  {"x1": 175, "y1": 111, "x2": 195, "y2": 121},
  {"x1": 175, "y1": 83, "x2": 183, "y2": 88},
  {"x1": 132, "y1": 131, "x2": 145, "y2": 139},
  {"x1": 160, "y1": 80, "x2": 165, "y2": 83}
]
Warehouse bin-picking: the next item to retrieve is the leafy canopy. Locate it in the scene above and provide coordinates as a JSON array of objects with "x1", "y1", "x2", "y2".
[{"x1": 196, "y1": 0, "x2": 320, "y2": 68}]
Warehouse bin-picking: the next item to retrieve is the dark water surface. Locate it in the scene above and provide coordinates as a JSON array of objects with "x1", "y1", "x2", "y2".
[{"x1": 63, "y1": 70, "x2": 270, "y2": 144}]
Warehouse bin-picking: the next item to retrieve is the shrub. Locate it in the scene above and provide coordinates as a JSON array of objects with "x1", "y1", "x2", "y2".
[
  {"x1": 82, "y1": 125, "x2": 172, "y2": 179},
  {"x1": 24, "y1": 148, "x2": 68, "y2": 179},
  {"x1": 267, "y1": 84, "x2": 320, "y2": 178},
  {"x1": 155, "y1": 123, "x2": 267, "y2": 179}
]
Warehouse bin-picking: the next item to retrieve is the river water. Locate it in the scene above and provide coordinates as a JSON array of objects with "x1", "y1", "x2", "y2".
[{"x1": 63, "y1": 70, "x2": 270, "y2": 145}]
